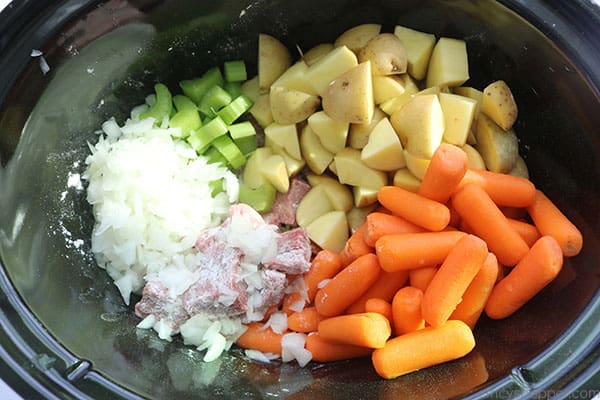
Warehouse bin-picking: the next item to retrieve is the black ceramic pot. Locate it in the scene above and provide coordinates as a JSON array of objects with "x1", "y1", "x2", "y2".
[{"x1": 0, "y1": 1, "x2": 598, "y2": 399}]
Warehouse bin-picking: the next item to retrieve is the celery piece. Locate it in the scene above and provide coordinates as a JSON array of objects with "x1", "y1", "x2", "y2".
[
  {"x1": 217, "y1": 94, "x2": 254, "y2": 125},
  {"x1": 224, "y1": 60, "x2": 247, "y2": 82},
  {"x1": 169, "y1": 108, "x2": 202, "y2": 138},
  {"x1": 224, "y1": 81, "x2": 243, "y2": 98},
  {"x1": 186, "y1": 116, "x2": 228, "y2": 153},
  {"x1": 212, "y1": 135, "x2": 246, "y2": 169},
  {"x1": 204, "y1": 146, "x2": 228, "y2": 166},
  {"x1": 173, "y1": 95, "x2": 198, "y2": 112},
  {"x1": 209, "y1": 179, "x2": 224, "y2": 196},
  {"x1": 228, "y1": 121, "x2": 257, "y2": 155},
  {"x1": 140, "y1": 83, "x2": 173, "y2": 122},
  {"x1": 239, "y1": 182, "x2": 277, "y2": 213},
  {"x1": 179, "y1": 67, "x2": 224, "y2": 105},
  {"x1": 198, "y1": 85, "x2": 233, "y2": 118}
]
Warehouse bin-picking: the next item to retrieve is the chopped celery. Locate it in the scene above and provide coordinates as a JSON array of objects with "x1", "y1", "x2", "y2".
[
  {"x1": 173, "y1": 95, "x2": 198, "y2": 112},
  {"x1": 217, "y1": 94, "x2": 253, "y2": 125},
  {"x1": 228, "y1": 121, "x2": 257, "y2": 155},
  {"x1": 212, "y1": 135, "x2": 246, "y2": 169},
  {"x1": 224, "y1": 81, "x2": 243, "y2": 98},
  {"x1": 204, "y1": 146, "x2": 228, "y2": 166},
  {"x1": 198, "y1": 85, "x2": 232, "y2": 118},
  {"x1": 179, "y1": 67, "x2": 224, "y2": 105},
  {"x1": 209, "y1": 179, "x2": 224, "y2": 196},
  {"x1": 186, "y1": 116, "x2": 228, "y2": 153},
  {"x1": 169, "y1": 108, "x2": 201, "y2": 138},
  {"x1": 140, "y1": 83, "x2": 172, "y2": 122},
  {"x1": 224, "y1": 60, "x2": 247, "y2": 82},
  {"x1": 239, "y1": 183, "x2": 277, "y2": 212}
]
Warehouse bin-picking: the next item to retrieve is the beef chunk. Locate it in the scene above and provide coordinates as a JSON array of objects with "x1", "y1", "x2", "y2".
[
  {"x1": 263, "y1": 178, "x2": 310, "y2": 226},
  {"x1": 135, "y1": 281, "x2": 190, "y2": 332},
  {"x1": 264, "y1": 228, "x2": 311, "y2": 275}
]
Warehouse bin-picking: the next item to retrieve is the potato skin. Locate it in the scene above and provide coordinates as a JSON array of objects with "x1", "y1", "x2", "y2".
[{"x1": 359, "y1": 33, "x2": 408, "y2": 76}]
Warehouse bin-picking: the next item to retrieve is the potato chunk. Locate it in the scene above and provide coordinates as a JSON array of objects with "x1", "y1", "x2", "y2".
[
  {"x1": 334, "y1": 24, "x2": 382, "y2": 54},
  {"x1": 475, "y1": 113, "x2": 519, "y2": 173},
  {"x1": 258, "y1": 34, "x2": 292, "y2": 92},
  {"x1": 481, "y1": 80, "x2": 518, "y2": 131},
  {"x1": 322, "y1": 62, "x2": 374, "y2": 125},
  {"x1": 300, "y1": 124, "x2": 334, "y2": 175},
  {"x1": 305, "y1": 45, "x2": 358, "y2": 96},
  {"x1": 334, "y1": 147, "x2": 388, "y2": 190},
  {"x1": 361, "y1": 117, "x2": 406, "y2": 171},
  {"x1": 359, "y1": 33, "x2": 407, "y2": 75},
  {"x1": 393, "y1": 25, "x2": 436, "y2": 80},
  {"x1": 308, "y1": 111, "x2": 349, "y2": 154},
  {"x1": 426, "y1": 37, "x2": 469, "y2": 88},
  {"x1": 438, "y1": 92, "x2": 477, "y2": 146},
  {"x1": 305, "y1": 211, "x2": 349, "y2": 253},
  {"x1": 269, "y1": 86, "x2": 320, "y2": 124},
  {"x1": 296, "y1": 185, "x2": 334, "y2": 228}
]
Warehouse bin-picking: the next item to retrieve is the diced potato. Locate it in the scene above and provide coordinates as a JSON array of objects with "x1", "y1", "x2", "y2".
[
  {"x1": 334, "y1": 24, "x2": 382, "y2": 54},
  {"x1": 322, "y1": 62, "x2": 374, "y2": 125},
  {"x1": 305, "y1": 210, "x2": 349, "y2": 253},
  {"x1": 392, "y1": 168, "x2": 422, "y2": 192},
  {"x1": 509, "y1": 155, "x2": 529, "y2": 179},
  {"x1": 241, "y1": 76, "x2": 260, "y2": 102},
  {"x1": 305, "y1": 45, "x2": 358, "y2": 96},
  {"x1": 439, "y1": 92, "x2": 477, "y2": 146},
  {"x1": 300, "y1": 124, "x2": 334, "y2": 175},
  {"x1": 249, "y1": 94, "x2": 274, "y2": 127},
  {"x1": 390, "y1": 94, "x2": 445, "y2": 159},
  {"x1": 271, "y1": 61, "x2": 318, "y2": 95},
  {"x1": 379, "y1": 74, "x2": 420, "y2": 115},
  {"x1": 461, "y1": 143, "x2": 486, "y2": 170},
  {"x1": 475, "y1": 113, "x2": 519, "y2": 173},
  {"x1": 303, "y1": 43, "x2": 334, "y2": 66},
  {"x1": 358, "y1": 33, "x2": 407, "y2": 75},
  {"x1": 296, "y1": 185, "x2": 335, "y2": 228},
  {"x1": 481, "y1": 80, "x2": 518, "y2": 131},
  {"x1": 373, "y1": 75, "x2": 406, "y2": 105},
  {"x1": 414, "y1": 86, "x2": 442, "y2": 97},
  {"x1": 264, "y1": 122, "x2": 301, "y2": 160},
  {"x1": 453, "y1": 86, "x2": 483, "y2": 118},
  {"x1": 393, "y1": 25, "x2": 436, "y2": 80},
  {"x1": 243, "y1": 147, "x2": 273, "y2": 188},
  {"x1": 306, "y1": 174, "x2": 353, "y2": 212},
  {"x1": 426, "y1": 37, "x2": 469, "y2": 88},
  {"x1": 349, "y1": 107, "x2": 386, "y2": 149},
  {"x1": 266, "y1": 138, "x2": 306, "y2": 177},
  {"x1": 361, "y1": 117, "x2": 406, "y2": 171},
  {"x1": 328, "y1": 159, "x2": 338, "y2": 175},
  {"x1": 334, "y1": 147, "x2": 388, "y2": 190},
  {"x1": 403, "y1": 149, "x2": 431, "y2": 180},
  {"x1": 259, "y1": 154, "x2": 289, "y2": 193},
  {"x1": 258, "y1": 33, "x2": 292, "y2": 92},
  {"x1": 347, "y1": 204, "x2": 378, "y2": 233},
  {"x1": 307, "y1": 111, "x2": 349, "y2": 154},
  {"x1": 353, "y1": 186, "x2": 379, "y2": 207},
  {"x1": 269, "y1": 86, "x2": 320, "y2": 125}
]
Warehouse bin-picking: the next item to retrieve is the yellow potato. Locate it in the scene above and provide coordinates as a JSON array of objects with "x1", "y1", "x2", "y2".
[
  {"x1": 426, "y1": 37, "x2": 469, "y2": 88},
  {"x1": 271, "y1": 61, "x2": 318, "y2": 95},
  {"x1": 392, "y1": 168, "x2": 422, "y2": 192},
  {"x1": 349, "y1": 107, "x2": 386, "y2": 149},
  {"x1": 305, "y1": 45, "x2": 358, "y2": 96},
  {"x1": 305, "y1": 210, "x2": 349, "y2": 253},
  {"x1": 361, "y1": 117, "x2": 406, "y2": 171},
  {"x1": 269, "y1": 86, "x2": 320, "y2": 124},
  {"x1": 300, "y1": 124, "x2": 334, "y2": 175},
  {"x1": 249, "y1": 94, "x2": 273, "y2": 127},
  {"x1": 306, "y1": 174, "x2": 354, "y2": 212},
  {"x1": 509, "y1": 155, "x2": 529, "y2": 179},
  {"x1": 403, "y1": 150, "x2": 431, "y2": 180},
  {"x1": 359, "y1": 33, "x2": 407, "y2": 75},
  {"x1": 379, "y1": 74, "x2": 420, "y2": 115},
  {"x1": 266, "y1": 139, "x2": 306, "y2": 177},
  {"x1": 475, "y1": 113, "x2": 519, "y2": 173},
  {"x1": 307, "y1": 111, "x2": 349, "y2": 154},
  {"x1": 353, "y1": 186, "x2": 379, "y2": 207},
  {"x1": 241, "y1": 75, "x2": 260, "y2": 102},
  {"x1": 303, "y1": 43, "x2": 334, "y2": 66},
  {"x1": 438, "y1": 92, "x2": 477, "y2": 146},
  {"x1": 346, "y1": 204, "x2": 378, "y2": 233},
  {"x1": 334, "y1": 24, "x2": 382, "y2": 54},
  {"x1": 296, "y1": 185, "x2": 334, "y2": 228},
  {"x1": 453, "y1": 86, "x2": 483, "y2": 118},
  {"x1": 334, "y1": 147, "x2": 388, "y2": 190},
  {"x1": 264, "y1": 122, "x2": 301, "y2": 160},
  {"x1": 243, "y1": 147, "x2": 273, "y2": 188},
  {"x1": 258, "y1": 33, "x2": 292, "y2": 92},
  {"x1": 393, "y1": 25, "x2": 436, "y2": 80},
  {"x1": 373, "y1": 75, "x2": 406, "y2": 105},
  {"x1": 322, "y1": 61, "x2": 374, "y2": 124},
  {"x1": 481, "y1": 80, "x2": 518, "y2": 131},
  {"x1": 259, "y1": 154, "x2": 289, "y2": 193},
  {"x1": 461, "y1": 143, "x2": 486, "y2": 170}
]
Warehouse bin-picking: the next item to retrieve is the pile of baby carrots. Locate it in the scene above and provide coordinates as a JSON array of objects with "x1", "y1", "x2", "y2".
[{"x1": 236, "y1": 143, "x2": 583, "y2": 380}]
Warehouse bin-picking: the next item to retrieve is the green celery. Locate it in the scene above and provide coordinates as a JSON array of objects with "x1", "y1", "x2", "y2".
[
  {"x1": 179, "y1": 67, "x2": 224, "y2": 105},
  {"x1": 173, "y1": 95, "x2": 198, "y2": 112},
  {"x1": 198, "y1": 85, "x2": 233, "y2": 118},
  {"x1": 140, "y1": 83, "x2": 172, "y2": 123},
  {"x1": 228, "y1": 121, "x2": 257, "y2": 155},
  {"x1": 224, "y1": 60, "x2": 247, "y2": 82},
  {"x1": 239, "y1": 183, "x2": 277, "y2": 212},
  {"x1": 204, "y1": 146, "x2": 228, "y2": 166},
  {"x1": 212, "y1": 135, "x2": 246, "y2": 169},
  {"x1": 224, "y1": 81, "x2": 243, "y2": 98},
  {"x1": 217, "y1": 94, "x2": 253, "y2": 125},
  {"x1": 169, "y1": 108, "x2": 202, "y2": 138},
  {"x1": 209, "y1": 179, "x2": 224, "y2": 196}
]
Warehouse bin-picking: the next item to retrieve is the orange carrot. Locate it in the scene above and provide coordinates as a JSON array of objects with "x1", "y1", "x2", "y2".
[
  {"x1": 377, "y1": 186, "x2": 451, "y2": 232},
  {"x1": 418, "y1": 143, "x2": 468, "y2": 203},
  {"x1": 409, "y1": 266, "x2": 438, "y2": 292},
  {"x1": 450, "y1": 252, "x2": 500, "y2": 328},
  {"x1": 507, "y1": 218, "x2": 541, "y2": 248},
  {"x1": 527, "y1": 190, "x2": 583, "y2": 257},
  {"x1": 318, "y1": 312, "x2": 391, "y2": 348},
  {"x1": 458, "y1": 169, "x2": 536, "y2": 207},
  {"x1": 345, "y1": 270, "x2": 409, "y2": 314},
  {"x1": 375, "y1": 231, "x2": 466, "y2": 272},
  {"x1": 485, "y1": 236, "x2": 564, "y2": 319},
  {"x1": 371, "y1": 320, "x2": 475, "y2": 379},
  {"x1": 288, "y1": 306, "x2": 323, "y2": 333},
  {"x1": 365, "y1": 298, "x2": 393, "y2": 322},
  {"x1": 447, "y1": 200, "x2": 462, "y2": 228},
  {"x1": 364, "y1": 212, "x2": 425, "y2": 247},
  {"x1": 304, "y1": 249, "x2": 344, "y2": 302},
  {"x1": 305, "y1": 333, "x2": 373, "y2": 362},
  {"x1": 392, "y1": 286, "x2": 425, "y2": 335},
  {"x1": 421, "y1": 234, "x2": 488, "y2": 327},
  {"x1": 500, "y1": 206, "x2": 528, "y2": 220},
  {"x1": 339, "y1": 222, "x2": 373, "y2": 266},
  {"x1": 314, "y1": 253, "x2": 381, "y2": 317},
  {"x1": 452, "y1": 183, "x2": 530, "y2": 266},
  {"x1": 236, "y1": 323, "x2": 284, "y2": 355},
  {"x1": 281, "y1": 291, "x2": 307, "y2": 315}
]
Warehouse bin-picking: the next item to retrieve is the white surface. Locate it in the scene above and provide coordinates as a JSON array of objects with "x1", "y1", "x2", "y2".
[{"x1": 0, "y1": 383, "x2": 22, "y2": 400}]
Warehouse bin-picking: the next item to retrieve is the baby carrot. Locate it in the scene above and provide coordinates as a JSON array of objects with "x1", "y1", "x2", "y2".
[
  {"x1": 314, "y1": 253, "x2": 381, "y2": 317},
  {"x1": 392, "y1": 286, "x2": 425, "y2": 335},
  {"x1": 527, "y1": 190, "x2": 583, "y2": 257},
  {"x1": 500, "y1": 206, "x2": 528, "y2": 220},
  {"x1": 318, "y1": 312, "x2": 391, "y2": 348},
  {"x1": 339, "y1": 222, "x2": 373, "y2": 266},
  {"x1": 375, "y1": 231, "x2": 466, "y2": 271},
  {"x1": 418, "y1": 143, "x2": 469, "y2": 204},
  {"x1": 288, "y1": 306, "x2": 323, "y2": 333},
  {"x1": 452, "y1": 183, "x2": 530, "y2": 266},
  {"x1": 450, "y1": 252, "x2": 500, "y2": 329},
  {"x1": 345, "y1": 270, "x2": 409, "y2": 314},
  {"x1": 409, "y1": 266, "x2": 438, "y2": 292},
  {"x1": 281, "y1": 291, "x2": 307, "y2": 314},
  {"x1": 485, "y1": 236, "x2": 564, "y2": 319},
  {"x1": 236, "y1": 322, "x2": 284, "y2": 355},
  {"x1": 507, "y1": 218, "x2": 541, "y2": 247},
  {"x1": 364, "y1": 212, "x2": 425, "y2": 247},
  {"x1": 377, "y1": 186, "x2": 451, "y2": 232},
  {"x1": 372, "y1": 320, "x2": 475, "y2": 379},
  {"x1": 365, "y1": 298, "x2": 393, "y2": 323},
  {"x1": 458, "y1": 169, "x2": 537, "y2": 207},
  {"x1": 421, "y1": 234, "x2": 488, "y2": 327},
  {"x1": 305, "y1": 249, "x2": 344, "y2": 302},
  {"x1": 305, "y1": 333, "x2": 373, "y2": 362}
]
